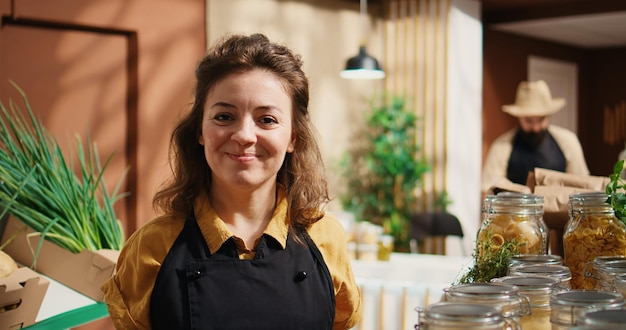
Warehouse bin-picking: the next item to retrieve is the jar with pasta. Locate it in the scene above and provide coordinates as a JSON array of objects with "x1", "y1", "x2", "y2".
[
  {"x1": 477, "y1": 193, "x2": 548, "y2": 276},
  {"x1": 564, "y1": 192, "x2": 626, "y2": 290}
]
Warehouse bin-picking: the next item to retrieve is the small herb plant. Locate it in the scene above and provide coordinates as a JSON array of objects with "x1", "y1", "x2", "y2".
[
  {"x1": 606, "y1": 159, "x2": 626, "y2": 225},
  {"x1": 0, "y1": 83, "x2": 127, "y2": 254},
  {"x1": 456, "y1": 229, "x2": 523, "y2": 284}
]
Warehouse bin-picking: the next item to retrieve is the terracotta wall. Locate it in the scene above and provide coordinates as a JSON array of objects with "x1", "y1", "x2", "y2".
[
  {"x1": 0, "y1": 0, "x2": 206, "y2": 238},
  {"x1": 483, "y1": 28, "x2": 626, "y2": 177},
  {"x1": 0, "y1": 1, "x2": 205, "y2": 328}
]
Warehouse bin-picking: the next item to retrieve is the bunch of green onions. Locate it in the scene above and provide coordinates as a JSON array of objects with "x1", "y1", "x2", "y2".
[{"x1": 0, "y1": 83, "x2": 127, "y2": 254}]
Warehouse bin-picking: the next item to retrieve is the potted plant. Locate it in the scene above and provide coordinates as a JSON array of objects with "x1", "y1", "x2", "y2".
[{"x1": 339, "y1": 95, "x2": 430, "y2": 251}]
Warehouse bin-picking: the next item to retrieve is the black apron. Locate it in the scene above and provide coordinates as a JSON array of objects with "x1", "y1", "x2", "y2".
[
  {"x1": 507, "y1": 130, "x2": 567, "y2": 185},
  {"x1": 149, "y1": 216, "x2": 335, "y2": 330}
]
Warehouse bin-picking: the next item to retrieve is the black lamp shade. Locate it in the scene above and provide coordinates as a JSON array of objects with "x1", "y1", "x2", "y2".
[{"x1": 340, "y1": 46, "x2": 385, "y2": 80}]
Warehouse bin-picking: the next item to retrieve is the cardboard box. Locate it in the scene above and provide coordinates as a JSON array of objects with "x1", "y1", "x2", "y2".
[
  {"x1": 0, "y1": 267, "x2": 49, "y2": 329},
  {"x1": 0, "y1": 216, "x2": 119, "y2": 302}
]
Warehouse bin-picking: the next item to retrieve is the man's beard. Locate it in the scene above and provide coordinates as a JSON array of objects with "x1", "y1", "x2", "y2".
[{"x1": 519, "y1": 129, "x2": 548, "y2": 148}]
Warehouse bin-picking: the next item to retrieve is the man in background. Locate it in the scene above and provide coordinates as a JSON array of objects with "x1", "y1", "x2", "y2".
[{"x1": 481, "y1": 80, "x2": 590, "y2": 194}]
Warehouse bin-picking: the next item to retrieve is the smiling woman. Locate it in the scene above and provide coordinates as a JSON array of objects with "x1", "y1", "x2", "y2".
[{"x1": 100, "y1": 33, "x2": 363, "y2": 330}]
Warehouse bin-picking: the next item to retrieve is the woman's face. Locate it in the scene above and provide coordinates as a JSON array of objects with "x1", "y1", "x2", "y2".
[{"x1": 199, "y1": 69, "x2": 295, "y2": 191}]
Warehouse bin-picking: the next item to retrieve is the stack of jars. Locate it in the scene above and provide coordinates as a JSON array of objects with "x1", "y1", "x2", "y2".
[{"x1": 414, "y1": 192, "x2": 626, "y2": 329}]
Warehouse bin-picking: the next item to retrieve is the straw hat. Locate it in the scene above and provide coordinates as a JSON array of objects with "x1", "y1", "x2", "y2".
[{"x1": 502, "y1": 80, "x2": 565, "y2": 117}]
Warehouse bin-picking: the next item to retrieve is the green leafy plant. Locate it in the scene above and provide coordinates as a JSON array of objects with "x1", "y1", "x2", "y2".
[
  {"x1": 339, "y1": 96, "x2": 430, "y2": 250},
  {"x1": 606, "y1": 159, "x2": 626, "y2": 225},
  {"x1": 0, "y1": 82, "x2": 128, "y2": 254}
]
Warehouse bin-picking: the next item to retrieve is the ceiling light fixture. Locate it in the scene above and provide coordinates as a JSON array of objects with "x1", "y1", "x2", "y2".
[{"x1": 340, "y1": 0, "x2": 385, "y2": 80}]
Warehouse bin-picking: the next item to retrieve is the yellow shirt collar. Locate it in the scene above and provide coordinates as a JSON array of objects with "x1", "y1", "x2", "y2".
[{"x1": 193, "y1": 187, "x2": 290, "y2": 255}]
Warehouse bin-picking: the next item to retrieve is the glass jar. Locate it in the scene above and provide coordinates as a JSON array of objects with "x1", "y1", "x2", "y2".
[
  {"x1": 508, "y1": 264, "x2": 572, "y2": 290},
  {"x1": 507, "y1": 254, "x2": 562, "y2": 269},
  {"x1": 577, "y1": 308, "x2": 626, "y2": 329},
  {"x1": 615, "y1": 274, "x2": 626, "y2": 297},
  {"x1": 584, "y1": 255, "x2": 626, "y2": 277},
  {"x1": 491, "y1": 275, "x2": 561, "y2": 330},
  {"x1": 443, "y1": 283, "x2": 529, "y2": 329},
  {"x1": 356, "y1": 243, "x2": 378, "y2": 261},
  {"x1": 584, "y1": 256, "x2": 626, "y2": 292},
  {"x1": 416, "y1": 302, "x2": 510, "y2": 330},
  {"x1": 564, "y1": 192, "x2": 626, "y2": 290},
  {"x1": 550, "y1": 290, "x2": 624, "y2": 330},
  {"x1": 377, "y1": 234, "x2": 394, "y2": 261},
  {"x1": 594, "y1": 260, "x2": 626, "y2": 292},
  {"x1": 478, "y1": 193, "x2": 548, "y2": 267}
]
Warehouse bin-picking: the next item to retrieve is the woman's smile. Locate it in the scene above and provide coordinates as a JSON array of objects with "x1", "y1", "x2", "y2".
[{"x1": 227, "y1": 151, "x2": 258, "y2": 163}]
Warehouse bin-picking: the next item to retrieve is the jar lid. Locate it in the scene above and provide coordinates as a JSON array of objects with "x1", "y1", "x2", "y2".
[
  {"x1": 594, "y1": 255, "x2": 626, "y2": 266},
  {"x1": 492, "y1": 192, "x2": 544, "y2": 206},
  {"x1": 551, "y1": 290, "x2": 625, "y2": 308},
  {"x1": 493, "y1": 275, "x2": 559, "y2": 292},
  {"x1": 425, "y1": 302, "x2": 504, "y2": 324},
  {"x1": 508, "y1": 264, "x2": 572, "y2": 279},
  {"x1": 570, "y1": 191, "x2": 609, "y2": 200},
  {"x1": 508, "y1": 254, "x2": 562, "y2": 267},
  {"x1": 445, "y1": 283, "x2": 519, "y2": 297},
  {"x1": 488, "y1": 192, "x2": 544, "y2": 215},
  {"x1": 569, "y1": 192, "x2": 611, "y2": 206},
  {"x1": 599, "y1": 260, "x2": 626, "y2": 273},
  {"x1": 581, "y1": 309, "x2": 626, "y2": 325}
]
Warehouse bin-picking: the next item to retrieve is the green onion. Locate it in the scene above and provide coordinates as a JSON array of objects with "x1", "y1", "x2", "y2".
[{"x1": 0, "y1": 82, "x2": 127, "y2": 254}]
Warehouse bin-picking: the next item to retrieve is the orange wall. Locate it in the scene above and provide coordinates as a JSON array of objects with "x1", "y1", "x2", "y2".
[
  {"x1": 0, "y1": 0, "x2": 206, "y2": 240},
  {"x1": 0, "y1": 1, "x2": 205, "y2": 328}
]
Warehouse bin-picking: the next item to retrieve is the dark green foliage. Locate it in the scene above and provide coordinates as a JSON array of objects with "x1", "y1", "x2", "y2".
[
  {"x1": 607, "y1": 160, "x2": 626, "y2": 225},
  {"x1": 340, "y1": 96, "x2": 430, "y2": 250}
]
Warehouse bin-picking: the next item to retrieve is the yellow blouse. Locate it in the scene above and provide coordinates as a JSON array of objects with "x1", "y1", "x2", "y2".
[{"x1": 101, "y1": 190, "x2": 362, "y2": 329}]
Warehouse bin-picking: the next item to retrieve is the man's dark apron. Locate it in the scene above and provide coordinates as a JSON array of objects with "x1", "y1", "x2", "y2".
[
  {"x1": 507, "y1": 131, "x2": 566, "y2": 185},
  {"x1": 149, "y1": 216, "x2": 335, "y2": 330}
]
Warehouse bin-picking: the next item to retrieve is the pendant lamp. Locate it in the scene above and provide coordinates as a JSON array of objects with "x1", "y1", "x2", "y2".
[{"x1": 340, "y1": 0, "x2": 385, "y2": 80}]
